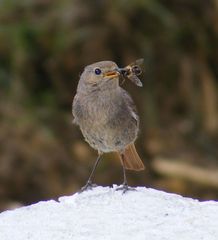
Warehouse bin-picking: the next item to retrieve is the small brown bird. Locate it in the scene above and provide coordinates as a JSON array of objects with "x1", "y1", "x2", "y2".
[{"x1": 72, "y1": 60, "x2": 145, "y2": 192}]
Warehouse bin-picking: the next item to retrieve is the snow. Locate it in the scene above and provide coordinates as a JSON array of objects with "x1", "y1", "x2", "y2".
[{"x1": 0, "y1": 186, "x2": 218, "y2": 240}]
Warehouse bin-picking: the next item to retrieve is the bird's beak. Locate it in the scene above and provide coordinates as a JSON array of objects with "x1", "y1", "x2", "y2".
[{"x1": 104, "y1": 69, "x2": 120, "y2": 78}]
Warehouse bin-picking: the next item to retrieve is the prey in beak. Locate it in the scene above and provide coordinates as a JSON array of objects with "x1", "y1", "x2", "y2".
[{"x1": 116, "y1": 59, "x2": 144, "y2": 87}]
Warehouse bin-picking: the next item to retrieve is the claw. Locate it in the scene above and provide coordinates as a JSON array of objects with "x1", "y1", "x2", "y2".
[
  {"x1": 79, "y1": 181, "x2": 98, "y2": 193},
  {"x1": 116, "y1": 183, "x2": 136, "y2": 194}
]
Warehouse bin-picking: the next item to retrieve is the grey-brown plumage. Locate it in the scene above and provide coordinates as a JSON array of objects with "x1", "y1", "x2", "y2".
[{"x1": 73, "y1": 61, "x2": 145, "y2": 192}]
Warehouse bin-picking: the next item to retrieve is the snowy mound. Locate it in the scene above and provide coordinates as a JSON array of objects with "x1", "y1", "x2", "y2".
[{"x1": 0, "y1": 186, "x2": 218, "y2": 240}]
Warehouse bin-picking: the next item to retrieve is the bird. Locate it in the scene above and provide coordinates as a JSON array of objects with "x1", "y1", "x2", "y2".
[{"x1": 72, "y1": 60, "x2": 145, "y2": 193}]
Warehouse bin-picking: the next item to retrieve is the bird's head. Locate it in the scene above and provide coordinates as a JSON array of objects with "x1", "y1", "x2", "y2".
[{"x1": 77, "y1": 61, "x2": 120, "y2": 93}]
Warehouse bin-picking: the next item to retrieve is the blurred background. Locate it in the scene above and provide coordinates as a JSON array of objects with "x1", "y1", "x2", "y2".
[{"x1": 0, "y1": 0, "x2": 218, "y2": 211}]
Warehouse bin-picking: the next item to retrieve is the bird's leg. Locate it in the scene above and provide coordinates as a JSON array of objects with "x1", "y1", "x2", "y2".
[
  {"x1": 116, "y1": 154, "x2": 136, "y2": 193},
  {"x1": 79, "y1": 154, "x2": 102, "y2": 193}
]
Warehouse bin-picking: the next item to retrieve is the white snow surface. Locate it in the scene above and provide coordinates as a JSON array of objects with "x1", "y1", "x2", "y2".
[{"x1": 0, "y1": 186, "x2": 218, "y2": 240}]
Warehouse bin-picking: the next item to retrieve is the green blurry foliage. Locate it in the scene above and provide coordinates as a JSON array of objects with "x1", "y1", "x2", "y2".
[{"x1": 0, "y1": 0, "x2": 218, "y2": 209}]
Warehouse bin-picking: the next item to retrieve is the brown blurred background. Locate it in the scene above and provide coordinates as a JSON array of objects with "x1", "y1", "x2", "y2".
[{"x1": 0, "y1": 0, "x2": 218, "y2": 211}]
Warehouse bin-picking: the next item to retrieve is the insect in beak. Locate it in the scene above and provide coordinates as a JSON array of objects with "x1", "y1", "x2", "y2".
[{"x1": 117, "y1": 59, "x2": 144, "y2": 87}]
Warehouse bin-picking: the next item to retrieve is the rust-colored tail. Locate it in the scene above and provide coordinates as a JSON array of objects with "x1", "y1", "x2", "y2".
[{"x1": 117, "y1": 143, "x2": 145, "y2": 171}]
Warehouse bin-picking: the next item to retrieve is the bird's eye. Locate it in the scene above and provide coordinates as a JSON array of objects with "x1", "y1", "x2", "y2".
[{"x1": 94, "y1": 68, "x2": 101, "y2": 75}]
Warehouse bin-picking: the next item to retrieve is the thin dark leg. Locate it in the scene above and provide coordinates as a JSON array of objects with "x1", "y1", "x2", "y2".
[
  {"x1": 79, "y1": 154, "x2": 102, "y2": 193},
  {"x1": 121, "y1": 155, "x2": 128, "y2": 186},
  {"x1": 116, "y1": 154, "x2": 136, "y2": 193},
  {"x1": 87, "y1": 154, "x2": 102, "y2": 184}
]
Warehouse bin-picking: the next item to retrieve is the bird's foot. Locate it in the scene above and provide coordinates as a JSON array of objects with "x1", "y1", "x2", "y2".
[
  {"x1": 79, "y1": 181, "x2": 98, "y2": 193},
  {"x1": 116, "y1": 183, "x2": 136, "y2": 194}
]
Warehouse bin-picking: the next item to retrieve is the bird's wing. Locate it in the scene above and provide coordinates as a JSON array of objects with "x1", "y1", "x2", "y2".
[
  {"x1": 120, "y1": 88, "x2": 139, "y2": 125},
  {"x1": 72, "y1": 94, "x2": 83, "y2": 125}
]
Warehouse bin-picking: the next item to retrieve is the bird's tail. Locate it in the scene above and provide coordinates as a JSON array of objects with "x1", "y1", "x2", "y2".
[{"x1": 117, "y1": 143, "x2": 145, "y2": 171}]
